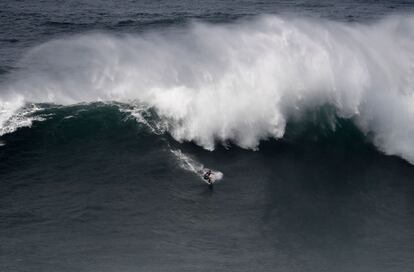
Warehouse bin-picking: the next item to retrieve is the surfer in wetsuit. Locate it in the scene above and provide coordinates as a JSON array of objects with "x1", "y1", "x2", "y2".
[{"x1": 203, "y1": 169, "x2": 213, "y2": 188}]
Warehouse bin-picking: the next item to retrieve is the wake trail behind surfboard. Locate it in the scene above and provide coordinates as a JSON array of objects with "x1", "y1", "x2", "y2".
[{"x1": 171, "y1": 149, "x2": 223, "y2": 183}]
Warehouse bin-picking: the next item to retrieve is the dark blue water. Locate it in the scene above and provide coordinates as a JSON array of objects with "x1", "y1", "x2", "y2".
[{"x1": 1, "y1": 1, "x2": 414, "y2": 271}]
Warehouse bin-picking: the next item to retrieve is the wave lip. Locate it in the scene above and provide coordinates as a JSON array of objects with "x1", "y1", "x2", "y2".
[
  {"x1": 0, "y1": 103, "x2": 45, "y2": 137},
  {"x1": 1, "y1": 14, "x2": 414, "y2": 163}
]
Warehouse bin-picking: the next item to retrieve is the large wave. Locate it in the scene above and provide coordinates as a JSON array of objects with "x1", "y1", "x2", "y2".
[{"x1": 1, "y1": 15, "x2": 414, "y2": 163}]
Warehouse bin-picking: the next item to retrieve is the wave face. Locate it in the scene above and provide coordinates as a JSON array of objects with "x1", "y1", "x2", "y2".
[
  {"x1": 2, "y1": 15, "x2": 414, "y2": 163},
  {"x1": 3, "y1": 101, "x2": 414, "y2": 272}
]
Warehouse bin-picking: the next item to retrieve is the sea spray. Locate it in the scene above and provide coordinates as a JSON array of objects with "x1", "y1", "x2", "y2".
[
  {"x1": 0, "y1": 103, "x2": 45, "y2": 137},
  {"x1": 1, "y1": 15, "x2": 414, "y2": 163}
]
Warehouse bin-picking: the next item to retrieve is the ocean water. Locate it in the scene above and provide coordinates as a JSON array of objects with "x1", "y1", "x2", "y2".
[{"x1": 1, "y1": 1, "x2": 414, "y2": 271}]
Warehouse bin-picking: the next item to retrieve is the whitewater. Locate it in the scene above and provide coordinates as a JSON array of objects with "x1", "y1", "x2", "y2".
[{"x1": 1, "y1": 14, "x2": 414, "y2": 163}]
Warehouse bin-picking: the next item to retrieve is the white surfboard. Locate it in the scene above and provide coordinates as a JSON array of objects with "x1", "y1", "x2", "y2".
[{"x1": 171, "y1": 149, "x2": 223, "y2": 184}]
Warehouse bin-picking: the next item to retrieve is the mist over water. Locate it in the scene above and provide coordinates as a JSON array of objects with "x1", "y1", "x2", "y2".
[
  {"x1": 2, "y1": 1, "x2": 414, "y2": 272},
  {"x1": 2, "y1": 15, "x2": 414, "y2": 163}
]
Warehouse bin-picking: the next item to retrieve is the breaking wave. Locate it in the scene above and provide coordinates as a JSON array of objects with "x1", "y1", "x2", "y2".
[{"x1": 1, "y1": 14, "x2": 414, "y2": 163}]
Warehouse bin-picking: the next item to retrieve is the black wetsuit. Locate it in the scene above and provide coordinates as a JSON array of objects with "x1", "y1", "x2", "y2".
[{"x1": 203, "y1": 171, "x2": 213, "y2": 187}]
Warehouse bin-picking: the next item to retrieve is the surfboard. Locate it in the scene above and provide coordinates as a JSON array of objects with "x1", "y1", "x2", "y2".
[
  {"x1": 201, "y1": 170, "x2": 222, "y2": 184},
  {"x1": 171, "y1": 149, "x2": 223, "y2": 184}
]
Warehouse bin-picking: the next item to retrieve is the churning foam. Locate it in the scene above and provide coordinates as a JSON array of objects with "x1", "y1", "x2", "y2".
[
  {"x1": 0, "y1": 103, "x2": 46, "y2": 137},
  {"x1": 1, "y1": 15, "x2": 414, "y2": 163}
]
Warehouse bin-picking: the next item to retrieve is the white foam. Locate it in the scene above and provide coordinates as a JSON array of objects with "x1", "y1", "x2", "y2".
[
  {"x1": 0, "y1": 103, "x2": 45, "y2": 137},
  {"x1": 119, "y1": 103, "x2": 168, "y2": 135},
  {"x1": 1, "y1": 15, "x2": 414, "y2": 163}
]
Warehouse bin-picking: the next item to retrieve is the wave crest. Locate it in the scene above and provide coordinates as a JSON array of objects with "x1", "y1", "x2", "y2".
[{"x1": 1, "y1": 15, "x2": 414, "y2": 163}]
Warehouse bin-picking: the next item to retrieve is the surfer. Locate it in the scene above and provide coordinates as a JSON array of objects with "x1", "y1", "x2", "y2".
[{"x1": 203, "y1": 169, "x2": 213, "y2": 187}]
